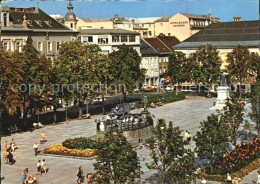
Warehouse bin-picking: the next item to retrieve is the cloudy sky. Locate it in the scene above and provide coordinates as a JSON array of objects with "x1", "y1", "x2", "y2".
[{"x1": 2, "y1": 0, "x2": 259, "y2": 22}]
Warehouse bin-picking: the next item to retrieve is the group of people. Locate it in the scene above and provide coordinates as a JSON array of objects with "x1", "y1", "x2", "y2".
[
  {"x1": 184, "y1": 130, "x2": 192, "y2": 144},
  {"x1": 33, "y1": 122, "x2": 44, "y2": 129},
  {"x1": 4, "y1": 138, "x2": 17, "y2": 164},
  {"x1": 76, "y1": 166, "x2": 93, "y2": 184},
  {"x1": 36, "y1": 159, "x2": 47, "y2": 176},
  {"x1": 20, "y1": 168, "x2": 39, "y2": 184}
]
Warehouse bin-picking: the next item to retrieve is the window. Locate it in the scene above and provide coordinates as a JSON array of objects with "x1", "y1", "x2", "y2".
[
  {"x1": 121, "y1": 36, "x2": 127, "y2": 42},
  {"x1": 82, "y1": 36, "x2": 93, "y2": 43},
  {"x1": 149, "y1": 24, "x2": 151, "y2": 27},
  {"x1": 98, "y1": 38, "x2": 108, "y2": 44},
  {"x1": 57, "y1": 42, "x2": 60, "y2": 51},
  {"x1": 129, "y1": 35, "x2": 135, "y2": 42},
  {"x1": 47, "y1": 42, "x2": 52, "y2": 52},
  {"x1": 112, "y1": 36, "x2": 120, "y2": 42},
  {"x1": 160, "y1": 23, "x2": 163, "y2": 26},
  {"x1": 149, "y1": 31, "x2": 152, "y2": 36},
  {"x1": 70, "y1": 23, "x2": 73, "y2": 28},
  {"x1": 3, "y1": 13, "x2": 7, "y2": 27},
  {"x1": 15, "y1": 41, "x2": 22, "y2": 52},
  {"x1": 3, "y1": 42, "x2": 8, "y2": 51},
  {"x1": 38, "y1": 42, "x2": 42, "y2": 52}
]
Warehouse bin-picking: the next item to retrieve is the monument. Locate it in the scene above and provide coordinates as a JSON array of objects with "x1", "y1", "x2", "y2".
[{"x1": 213, "y1": 72, "x2": 230, "y2": 110}]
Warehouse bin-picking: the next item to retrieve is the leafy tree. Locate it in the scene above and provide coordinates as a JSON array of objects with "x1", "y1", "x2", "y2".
[
  {"x1": 196, "y1": 45, "x2": 222, "y2": 95},
  {"x1": 167, "y1": 51, "x2": 186, "y2": 85},
  {"x1": 145, "y1": 118, "x2": 196, "y2": 184},
  {"x1": 92, "y1": 131, "x2": 142, "y2": 184},
  {"x1": 249, "y1": 52, "x2": 260, "y2": 136},
  {"x1": 109, "y1": 44, "x2": 145, "y2": 101},
  {"x1": 221, "y1": 97, "x2": 245, "y2": 149},
  {"x1": 12, "y1": 44, "x2": 52, "y2": 120},
  {"x1": 95, "y1": 55, "x2": 114, "y2": 114},
  {"x1": 226, "y1": 45, "x2": 251, "y2": 97},
  {"x1": 194, "y1": 114, "x2": 229, "y2": 174},
  {"x1": 57, "y1": 41, "x2": 100, "y2": 119}
]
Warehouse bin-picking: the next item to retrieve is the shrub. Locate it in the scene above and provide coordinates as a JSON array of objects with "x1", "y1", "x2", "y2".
[
  {"x1": 62, "y1": 137, "x2": 96, "y2": 150},
  {"x1": 43, "y1": 143, "x2": 95, "y2": 157}
]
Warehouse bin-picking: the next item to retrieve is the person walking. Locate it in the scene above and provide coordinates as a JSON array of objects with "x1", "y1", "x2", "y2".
[
  {"x1": 4, "y1": 149, "x2": 9, "y2": 164},
  {"x1": 184, "y1": 130, "x2": 189, "y2": 142},
  {"x1": 36, "y1": 160, "x2": 42, "y2": 176},
  {"x1": 187, "y1": 132, "x2": 192, "y2": 145},
  {"x1": 41, "y1": 159, "x2": 47, "y2": 174},
  {"x1": 77, "y1": 166, "x2": 83, "y2": 184},
  {"x1": 138, "y1": 136, "x2": 142, "y2": 149},
  {"x1": 4, "y1": 141, "x2": 8, "y2": 150},
  {"x1": 11, "y1": 138, "x2": 16, "y2": 152},
  {"x1": 33, "y1": 142, "x2": 39, "y2": 156},
  {"x1": 40, "y1": 131, "x2": 45, "y2": 144},
  {"x1": 227, "y1": 173, "x2": 232, "y2": 184}
]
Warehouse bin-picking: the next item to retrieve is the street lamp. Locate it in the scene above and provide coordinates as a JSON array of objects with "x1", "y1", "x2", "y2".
[{"x1": 65, "y1": 103, "x2": 68, "y2": 124}]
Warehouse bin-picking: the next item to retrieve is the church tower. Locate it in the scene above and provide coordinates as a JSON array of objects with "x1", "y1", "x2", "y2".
[{"x1": 64, "y1": 0, "x2": 78, "y2": 30}]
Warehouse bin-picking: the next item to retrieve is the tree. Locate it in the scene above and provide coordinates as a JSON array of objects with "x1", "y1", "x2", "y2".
[
  {"x1": 196, "y1": 45, "x2": 222, "y2": 95},
  {"x1": 57, "y1": 41, "x2": 100, "y2": 119},
  {"x1": 92, "y1": 131, "x2": 142, "y2": 184},
  {"x1": 194, "y1": 114, "x2": 229, "y2": 174},
  {"x1": 109, "y1": 44, "x2": 145, "y2": 101},
  {"x1": 249, "y1": 52, "x2": 260, "y2": 137},
  {"x1": 145, "y1": 118, "x2": 196, "y2": 184},
  {"x1": 0, "y1": 51, "x2": 23, "y2": 115},
  {"x1": 167, "y1": 51, "x2": 186, "y2": 85},
  {"x1": 221, "y1": 97, "x2": 245, "y2": 149},
  {"x1": 226, "y1": 45, "x2": 251, "y2": 97},
  {"x1": 95, "y1": 55, "x2": 114, "y2": 114}
]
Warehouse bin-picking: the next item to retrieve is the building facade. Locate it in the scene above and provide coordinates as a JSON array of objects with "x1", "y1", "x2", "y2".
[
  {"x1": 78, "y1": 29, "x2": 141, "y2": 55},
  {"x1": 0, "y1": 4, "x2": 77, "y2": 62}
]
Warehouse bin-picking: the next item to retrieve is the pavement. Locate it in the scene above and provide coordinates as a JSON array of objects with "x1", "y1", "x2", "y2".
[{"x1": 1, "y1": 96, "x2": 258, "y2": 184}]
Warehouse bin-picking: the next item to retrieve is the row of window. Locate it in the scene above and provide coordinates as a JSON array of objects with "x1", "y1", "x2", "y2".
[
  {"x1": 37, "y1": 41, "x2": 61, "y2": 53},
  {"x1": 2, "y1": 40, "x2": 23, "y2": 52},
  {"x1": 80, "y1": 35, "x2": 136, "y2": 45}
]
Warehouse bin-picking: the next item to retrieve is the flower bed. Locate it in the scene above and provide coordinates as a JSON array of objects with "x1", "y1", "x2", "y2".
[
  {"x1": 202, "y1": 158, "x2": 260, "y2": 182},
  {"x1": 43, "y1": 143, "x2": 95, "y2": 157},
  {"x1": 208, "y1": 138, "x2": 260, "y2": 175},
  {"x1": 62, "y1": 137, "x2": 96, "y2": 150}
]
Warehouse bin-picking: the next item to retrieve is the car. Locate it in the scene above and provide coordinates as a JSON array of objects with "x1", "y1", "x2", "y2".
[{"x1": 165, "y1": 85, "x2": 174, "y2": 91}]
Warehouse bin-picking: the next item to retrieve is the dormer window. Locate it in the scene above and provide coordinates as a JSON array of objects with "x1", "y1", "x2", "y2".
[
  {"x1": 17, "y1": 19, "x2": 22, "y2": 24},
  {"x1": 44, "y1": 21, "x2": 52, "y2": 27},
  {"x1": 26, "y1": 20, "x2": 32, "y2": 26},
  {"x1": 35, "y1": 20, "x2": 42, "y2": 27}
]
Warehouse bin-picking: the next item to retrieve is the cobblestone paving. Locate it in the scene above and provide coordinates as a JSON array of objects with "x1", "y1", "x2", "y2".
[{"x1": 1, "y1": 96, "x2": 257, "y2": 184}]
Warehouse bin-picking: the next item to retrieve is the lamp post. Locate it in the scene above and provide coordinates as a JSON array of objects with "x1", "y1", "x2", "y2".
[{"x1": 65, "y1": 103, "x2": 68, "y2": 124}]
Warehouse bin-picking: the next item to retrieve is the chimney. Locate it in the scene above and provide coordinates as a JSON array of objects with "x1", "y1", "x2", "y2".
[
  {"x1": 233, "y1": 17, "x2": 241, "y2": 22},
  {"x1": 22, "y1": 14, "x2": 27, "y2": 28},
  {"x1": 114, "y1": 14, "x2": 119, "y2": 20},
  {"x1": 131, "y1": 19, "x2": 135, "y2": 28},
  {"x1": 159, "y1": 33, "x2": 165, "y2": 37}
]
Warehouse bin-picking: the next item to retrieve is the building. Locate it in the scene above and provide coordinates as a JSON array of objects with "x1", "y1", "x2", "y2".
[
  {"x1": 173, "y1": 20, "x2": 260, "y2": 90},
  {"x1": 140, "y1": 36, "x2": 180, "y2": 86},
  {"x1": 0, "y1": 3, "x2": 77, "y2": 61},
  {"x1": 77, "y1": 29, "x2": 141, "y2": 55}
]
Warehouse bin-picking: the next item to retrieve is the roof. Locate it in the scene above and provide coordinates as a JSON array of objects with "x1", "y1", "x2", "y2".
[
  {"x1": 9, "y1": 7, "x2": 69, "y2": 30},
  {"x1": 131, "y1": 17, "x2": 161, "y2": 24},
  {"x1": 174, "y1": 21, "x2": 260, "y2": 49},
  {"x1": 79, "y1": 29, "x2": 139, "y2": 35},
  {"x1": 180, "y1": 13, "x2": 211, "y2": 20},
  {"x1": 81, "y1": 18, "x2": 112, "y2": 22},
  {"x1": 157, "y1": 36, "x2": 180, "y2": 52},
  {"x1": 154, "y1": 16, "x2": 171, "y2": 23},
  {"x1": 144, "y1": 37, "x2": 172, "y2": 53},
  {"x1": 140, "y1": 39, "x2": 159, "y2": 56}
]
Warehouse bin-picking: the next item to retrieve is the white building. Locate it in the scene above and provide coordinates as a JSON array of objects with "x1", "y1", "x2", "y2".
[{"x1": 78, "y1": 29, "x2": 141, "y2": 55}]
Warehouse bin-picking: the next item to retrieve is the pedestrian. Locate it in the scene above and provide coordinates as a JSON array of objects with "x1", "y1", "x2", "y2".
[
  {"x1": 33, "y1": 142, "x2": 39, "y2": 156},
  {"x1": 77, "y1": 166, "x2": 83, "y2": 184},
  {"x1": 138, "y1": 136, "x2": 142, "y2": 149},
  {"x1": 8, "y1": 149, "x2": 14, "y2": 165},
  {"x1": 257, "y1": 171, "x2": 260, "y2": 184},
  {"x1": 36, "y1": 160, "x2": 42, "y2": 176},
  {"x1": 41, "y1": 159, "x2": 47, "y2": 174},
  {"x1": 86, "y1": 172, "x2": 91, "y2": 183},
  {"x1": 227, "y1": 173, "x2": 232, "y2": 184},
  {"x1": 187, "y1": 132, "x2": 192, "y2": 144},
  {"x1": 8, "y1": 143, "x2": 12, "y2": 151},
  {"x1": 184, "y1": 130, "x2": 189, "y2": 142},
  {"x1": 40, "y1": 131, "x2": 45, "y2": 144},
  {"x1": 201, "y1": 177, "x2": 207, "y2": 184},
  {"x1": 20, "y1": 169, "x2": 28, "y2": 184},
  {"x1": 4, "y1": 141, "x2": 8, "y2": 150},
  {"x1": 11, "y1": 138, "x2": 16, "y2": 152},
  {"x1": 4, "y1": 149, "x2": 9, "y2": 164}
]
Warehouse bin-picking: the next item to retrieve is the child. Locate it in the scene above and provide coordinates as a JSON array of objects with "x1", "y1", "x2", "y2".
[
  {"x1": 77, "y1": 166, "x2": 83, "y2": 184},
  {"x1": 36, "y1": 160, "x2": 42, "y2": 176},
  {"x1": 40, "y1": 131, "x2": 45, "y2": 144},
  {"x1": 41, "y1": 159, "x2": 47, "y2": 174},
  {"x1": 4, "y1": 149, "x2": 9, "y2": 164}
]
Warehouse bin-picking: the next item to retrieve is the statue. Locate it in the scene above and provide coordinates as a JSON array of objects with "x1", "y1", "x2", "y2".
[{"x1": 220, "y1": 72, "x2": 227, "y2": 86}]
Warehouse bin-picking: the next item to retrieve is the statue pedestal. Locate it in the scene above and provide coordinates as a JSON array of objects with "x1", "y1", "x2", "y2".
[{"x1": 212, "y1": 86, "x2": 230, "y2": 110}]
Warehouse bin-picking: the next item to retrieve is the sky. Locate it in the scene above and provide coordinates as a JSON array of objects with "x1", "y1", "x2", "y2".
[{"x1": 2, "y1": 0, "x2": 259, "y2": 22}]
